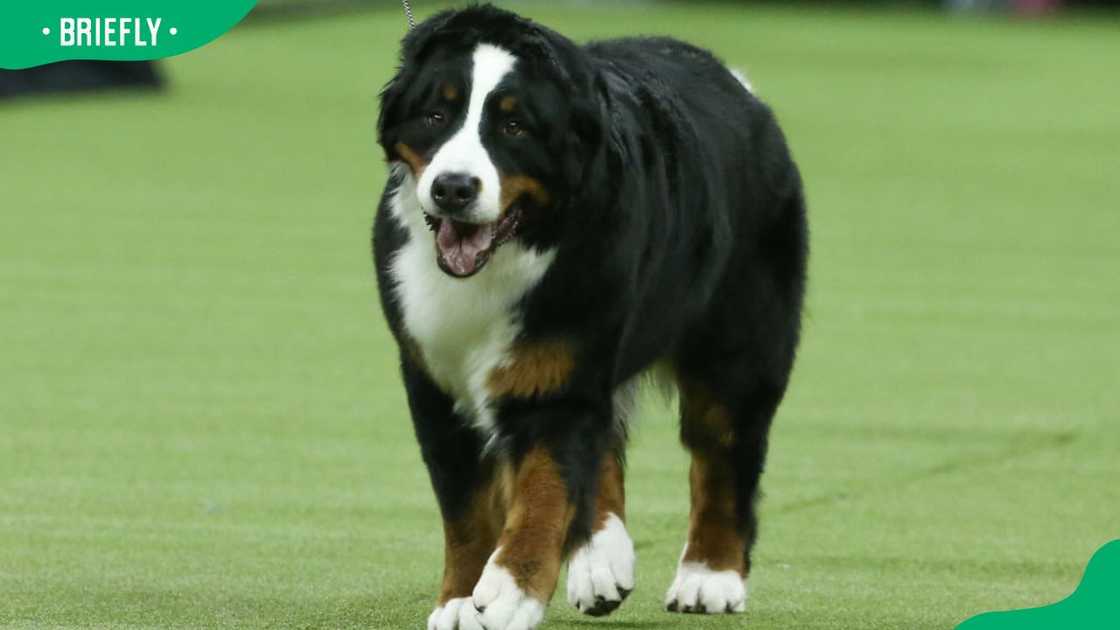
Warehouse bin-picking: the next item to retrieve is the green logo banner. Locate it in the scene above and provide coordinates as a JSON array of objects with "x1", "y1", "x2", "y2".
[
  {"x1": 0, "y1": 1, "x2": 259, "y2": 70},
  {"x1": 957, "y1": 540, "x2": 1120, "y2": 629}
]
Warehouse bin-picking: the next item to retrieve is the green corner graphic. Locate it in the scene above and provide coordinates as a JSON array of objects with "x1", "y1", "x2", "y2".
[
  {"x1": 958, "y1": 540, "x2": 1120, "y2": 630},
  {"x1": 0, "y1": 1, "x2": 258, "y2": 70}
]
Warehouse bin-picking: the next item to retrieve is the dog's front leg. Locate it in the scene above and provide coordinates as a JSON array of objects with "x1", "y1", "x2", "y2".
[
  {"x1": 469, "y1": 406, "x2": 608, "y2": 630},
  {"x1": 401, "y1": 359, "x2": 503, "y2": 630}
]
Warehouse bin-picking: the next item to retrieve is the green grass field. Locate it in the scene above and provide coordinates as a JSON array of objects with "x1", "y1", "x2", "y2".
[{"x1": 2, "y1": 3, "x2": 1118, "y2": 629}]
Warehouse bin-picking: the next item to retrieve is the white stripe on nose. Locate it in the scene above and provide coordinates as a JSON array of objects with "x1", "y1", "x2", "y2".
[{"x1": 419, "y1": 44, "x2": 517, "y2": 223}]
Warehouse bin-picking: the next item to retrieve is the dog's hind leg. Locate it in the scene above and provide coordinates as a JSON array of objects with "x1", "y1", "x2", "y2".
[
  {"x1": 662, "y1": 374, "x2": 779, "y2": 614},
  {"x1": 665, "y1": 324, "x2": 798, "y2": 614},
  {"x1": 665, "y1": 177, "x2": 806, "y2": 614}
]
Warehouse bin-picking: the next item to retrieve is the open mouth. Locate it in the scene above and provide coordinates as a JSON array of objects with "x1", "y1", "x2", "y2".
[{"x1": 425, "y1": 207, "x2": 523, "y2": 278}]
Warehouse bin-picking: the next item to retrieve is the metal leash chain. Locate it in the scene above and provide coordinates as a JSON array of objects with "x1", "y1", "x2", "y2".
[{"x1": 401, "y1": 0, "x2": 416, "y2": 30}]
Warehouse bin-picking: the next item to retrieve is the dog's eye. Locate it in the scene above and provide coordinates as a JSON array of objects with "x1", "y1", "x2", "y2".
[
  {"x1": 503, "y1": 119, "x2": 526, "y2": 137},
  {"x1": 424, "y1": 111, "x2": 446, "y2": 127}
]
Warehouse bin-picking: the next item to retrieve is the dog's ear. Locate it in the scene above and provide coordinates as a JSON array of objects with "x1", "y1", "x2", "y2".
[
  {"x1": 569, "y1": 73, "x2": 606, "y2": 155},
  {"x1": 377, "y1": 10, "x2": 458, "y2": 160},
  {"x1": 506, "y1": 24, "x2": 604, "y2": 167},
  {"x1": 376, "y1": 70, "x2": 405, "y2": 161},
  {"x1": 564, "y1": 71, "x2": 613, "y2": 203}
]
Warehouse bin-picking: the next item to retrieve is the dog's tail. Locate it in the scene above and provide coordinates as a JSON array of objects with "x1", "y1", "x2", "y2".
[{"x1": 730, "y1": 68, "x2": 755, "y2": 94}]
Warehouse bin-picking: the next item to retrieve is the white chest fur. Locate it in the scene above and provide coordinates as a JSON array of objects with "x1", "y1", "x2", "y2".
[{"x1": 388, "y1": 177, "x2": 555, "y2": 433}]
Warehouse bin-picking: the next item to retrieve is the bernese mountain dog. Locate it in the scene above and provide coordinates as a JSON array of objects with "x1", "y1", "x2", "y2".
[{"x1": 373, "y1": 5, "x2": 807, "y2": 629}]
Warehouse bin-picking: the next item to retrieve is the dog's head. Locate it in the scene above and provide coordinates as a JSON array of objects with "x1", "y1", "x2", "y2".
[{"x1": 378, "y1": 5, "x2": 606, "y2": 279}]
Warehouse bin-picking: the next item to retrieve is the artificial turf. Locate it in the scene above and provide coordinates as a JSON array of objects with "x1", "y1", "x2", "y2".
[{"x1": 1, "y1": 3, "x2": 1117, "y2": 629}]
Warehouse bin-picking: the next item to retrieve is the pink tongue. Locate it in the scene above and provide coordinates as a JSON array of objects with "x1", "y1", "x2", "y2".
[{"x1": 436, "y1": 220, "x2": 495, "y2": 276}]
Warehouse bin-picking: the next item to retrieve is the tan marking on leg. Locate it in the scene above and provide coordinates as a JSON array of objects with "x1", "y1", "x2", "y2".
[
  {"x1": 500, "y1": 175, "x2": 551, "y2": 212},
  {"x1": 682, "y1": 454, "x2": 745, "y2": 574},
  {"x1": 487, "y1": 340, "x2": 574, "y2": 399},
  {"x1": 678, "y1": 378, "x2": 746, "y2": 575},
  {"x1": 593, "y1": 454, "x2": 626, "y2": 529},
  {"x1": 395, "y1": 142, "x2": 428, "y2": 178},
  {"x1": 493, "y1": 449, "x2": 574, "y2": 600},
  {"x1": 679, "y1": 378, "x2": 736, "y2": 449},
  {"x1": 438, "y1": 469, "x2": 509, "y2": 604}
]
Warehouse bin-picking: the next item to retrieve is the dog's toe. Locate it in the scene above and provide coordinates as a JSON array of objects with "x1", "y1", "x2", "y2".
[
  {"x1": 664, "y1": 561, "x2": 747, "y2": 615},
  {"x1": 428, "y1": 597, "x2": 484, "y2": 630},
  {"x1": 582, "y1": 595, "x2": 623, "y2": 617},
  {"x1": 566, "y1": 514, "x2": 635, "y2": 617},
  {"x1": 470, "y1": 553, "x2": 545, "y2": 630}
]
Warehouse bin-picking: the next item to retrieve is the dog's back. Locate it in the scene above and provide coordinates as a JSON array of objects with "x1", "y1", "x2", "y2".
[{"x1": 573, "y1": 36, "x2": 807, "y2": 382}]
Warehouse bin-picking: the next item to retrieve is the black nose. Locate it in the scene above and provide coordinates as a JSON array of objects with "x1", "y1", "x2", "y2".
[{"x1": 431, "y1": 173, "x2": 481, "y2": 213}]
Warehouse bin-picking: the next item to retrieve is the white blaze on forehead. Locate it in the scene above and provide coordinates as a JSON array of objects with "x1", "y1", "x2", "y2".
[{"x1": 418, "y1": 43, "x2": 518, "y2": 223}]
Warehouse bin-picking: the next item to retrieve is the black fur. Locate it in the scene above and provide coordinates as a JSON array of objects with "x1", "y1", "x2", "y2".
[{"x1": 373, "y1": 3, "x2": 807, "y2": 605}]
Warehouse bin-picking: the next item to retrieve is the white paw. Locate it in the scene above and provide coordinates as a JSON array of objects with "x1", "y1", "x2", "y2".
[
  {"x1": 428, "y1": 597, "x2": 484, "y2": 630},
  {"x1": 566, "y1": 513, "x2": 635, "y2": 616},
  {"x1": 665, "y1": 560, "x2": 748, "y2": 614},
  {"x1": 470, "y1": 550, "x2": 546, "y2": 630}
]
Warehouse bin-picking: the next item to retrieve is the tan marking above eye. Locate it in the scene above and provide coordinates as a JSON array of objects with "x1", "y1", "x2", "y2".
[
  {"x1": 395, "y1": 142, "x2": 428, "y2": 177},
  {"x1": 487, "y1": 339, "x2": 573, "y2": 399},
  {"x1": 499, "y1": 175, "x2": 551, "y2": 212},
  {"x1": 499, "y1": 95, "x2": 518, "y2": 113},
  {"x1": 441, "y1": 83, "x2": 460, "y2": 101}
]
